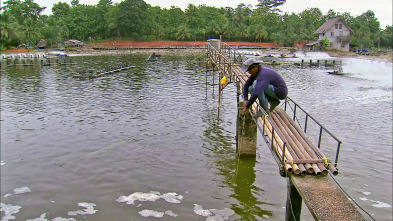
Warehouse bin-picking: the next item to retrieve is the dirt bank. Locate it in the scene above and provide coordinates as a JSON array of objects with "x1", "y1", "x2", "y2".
[
  {"x1": 2, "y1": 40, "x2": 391, "y2": 63},
  {"x1": 92, "y1": 40, "x2": 277, "y2": 48}
]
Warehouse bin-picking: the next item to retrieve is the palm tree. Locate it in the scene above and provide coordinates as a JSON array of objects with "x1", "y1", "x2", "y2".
[
  {"x1": 176, "y1": 24, "x2": 191, "y2": 41},
  {"x1": 0, "y1": 12, "x2": 19, "y2": 47},
  {"x1": 223, "y1": 22, "x2": 236, "y2": 40},
  {"x1": 21, "y1": 18, "x2": 40, "y2": 49},
  {"x1": 237, "y1": 24, "x2": 250, "y2": 41},
  {"x1": 253, "y1": 25, "x2": 268, "y2": 42}
]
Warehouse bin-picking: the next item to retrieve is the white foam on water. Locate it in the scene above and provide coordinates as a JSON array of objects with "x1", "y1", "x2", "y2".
[
  {"x1": 263, "y1": 214, "x2": 269, "y2": 219},
  {"x1": 362, "y1": 192, "x2": 371, "y2": 196},
  {"x1": 139, "y1": 209, "x2": 164, "y2": 218},
  {"x1": 67, "y1": 202, "x2": 98, "y2": 216},
  {"x1": 194, "y1": 204, "x2": 235, "y2": 220},
  {"x1": 52, "y1": 218, "x2": 77, "y2": 221},
  {"x1": 206, "y1": 215, "x2": 225, "y2": 221},
  {"x1": 161, "y1": 193, "x2": 183, "y2": 203},
  {"x1": 165, "y1": 210, "x2": 178, "y2": 217},
  {"x1": 1, "y1": 160, "x2": 5, "y2": 166},
  {"x1": 0, "y1": 203, "x2": 21, "y2": 221},
  {"x1": 4, "y1": 194, "x2": 12, "y2": 198},
  {"x1": 303, "y1": 52, "x2": 331, "y2": 59},
  {"x1": 13, "y1": 186, "x2": 31, "y2": 194},
  {"x1": 116, "y1": 191, "x2": 183, "y2": 205},
  {"x1": 370, "y1": 200, "x2": 391, "y2": 208},
  {"x1": 26, "y1": 213, "x2": 48, "y2": 221},
  {"x1": 26, "y1": 214, "x2": 77, "y2": 221},
  {"x1": 116, "y1": 191, "x2": 161, "y2": 205},
  {"x1": 194, "y1": 204, "x2": 212, "y2": 217},
  {"x1": 359, "y1": 197, "x2": 391, "y2": 208}
]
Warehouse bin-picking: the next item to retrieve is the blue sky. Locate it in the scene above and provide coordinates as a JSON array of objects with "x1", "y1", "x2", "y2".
[{"x1": 6, "y1": 0, "x2": 392, "y2": 28}]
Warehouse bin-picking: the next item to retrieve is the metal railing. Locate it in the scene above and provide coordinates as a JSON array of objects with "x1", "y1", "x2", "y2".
[{"x1": 284, "y1": 97, "x2": 342, "y2": 167}]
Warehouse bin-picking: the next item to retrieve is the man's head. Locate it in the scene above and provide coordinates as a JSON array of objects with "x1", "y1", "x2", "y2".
[{"x1": 242, "y1": 58, "x2": 262, "y2": 76}]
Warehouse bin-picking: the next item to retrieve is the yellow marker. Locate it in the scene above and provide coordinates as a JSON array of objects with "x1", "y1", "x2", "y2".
[
  {"x1": 220, "y1": 75, "x2": 228, "y2": 85},
  {"x1": 323, "y1": 157, "x2": 329, "y2": 166}
]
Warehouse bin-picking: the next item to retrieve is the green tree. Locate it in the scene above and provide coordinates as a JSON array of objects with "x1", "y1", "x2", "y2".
[
  {"x1": 380, "y1": 26, "x2": 393, "y2": 48},
  {"x1": 352, "y1": 10, "x2": 381, "y2": 48},
  {"x1": 321, "y1": 38, "x2": 329, "y2": 48},
  {"x1": 253, "y1": 25, "x2": 268, "y2": 42},
  {"x1": 71, "y1": 0, "x2": 79, "y2": 7},
  {"x1": 95, "y1": 0, "x2": 113, "y2": 39},
  {"x1": 0, "y1": 11, "x2": 20, "y2": 48},
  {"x1": 256, "y1": 0, "x2": 286, "y2": 11},
  {"x1": 116, "y1": 0, "x2": 150, "y2": 39},
  {"x1": 299, "y1": 8, "x2": 324, "y2": 42},
  {"x1": 176, "y1": 24, "x2": 191, "y2": 41},
  {"x1": 52, "y1": 2, "x2": 70, "y2": 18}
]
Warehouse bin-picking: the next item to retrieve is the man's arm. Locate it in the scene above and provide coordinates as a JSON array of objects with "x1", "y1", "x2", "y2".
[
  {"x1": 246, "y1": 79, "x2": 269, "y2": 109},
  {"x1": 243, "y1": 76, "x2": 254, "y2": 102}
]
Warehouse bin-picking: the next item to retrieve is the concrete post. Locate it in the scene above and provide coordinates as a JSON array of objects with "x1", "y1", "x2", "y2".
[
  {"x1": 236, "y1": 101, "x2": 257, "y2": 156},
  {"x1": 285, "y1": 178, "x2": 302, "y2": 221}
]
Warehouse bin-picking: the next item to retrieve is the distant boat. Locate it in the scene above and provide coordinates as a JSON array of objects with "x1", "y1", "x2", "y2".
[
  {"x1": 327, "y1": 70, "x2": 344, "y2": 75},
  {"x1": 48, "y1": 51, "x2": 68, "y2": 57},
  {"x1": 147, "y1": 53, "x2": 161, "y2": 61}
]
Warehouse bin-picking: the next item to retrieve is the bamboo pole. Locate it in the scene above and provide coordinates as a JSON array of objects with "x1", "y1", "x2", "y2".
[
  {"x1": 270, "y1": 113, "x2": 311, "y2": 175},
  {"x1": 276, "y1": 109, "x2": 326, "y2": 175},
  {"x1": 276, "y1": 109, "x2": 331, "y2": 175},
  {"x1": 271, "y1": 112, "x2": 322, "y2": 175},
  {"x1": 261, "y1": 119, "x2": 293, "y2": 174},
  {"x1": 255, "y1": 113, "x2": 300, "y2": 175}
]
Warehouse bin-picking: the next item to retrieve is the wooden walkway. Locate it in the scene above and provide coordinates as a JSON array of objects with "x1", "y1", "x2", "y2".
[{"x1": 207, "y1": 41, "x2": 366, "y2": 221}]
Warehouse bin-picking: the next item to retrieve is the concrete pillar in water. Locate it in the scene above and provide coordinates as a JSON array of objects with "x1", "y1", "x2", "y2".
[
  {"x1": 236, "y1": 101, "x2": 257, "y2": 156},
  {"x1": 285, "y1": 179, "x2": 302, "y2": 221}
]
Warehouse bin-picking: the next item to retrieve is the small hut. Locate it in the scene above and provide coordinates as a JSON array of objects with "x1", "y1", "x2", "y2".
[
  {"x1": 64, "y1": 39, "x2": 85, "y2": 47},
  {"x1": 37, "y1": 39, "x2": 47, "y2": 49}
]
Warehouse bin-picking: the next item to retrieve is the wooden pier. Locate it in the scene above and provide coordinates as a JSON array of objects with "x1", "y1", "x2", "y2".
[{"x1": 206, "y1": 40, "x2": 366, "y2": 221}]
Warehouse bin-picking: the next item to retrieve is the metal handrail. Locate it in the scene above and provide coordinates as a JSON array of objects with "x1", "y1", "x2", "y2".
[{"x1": 284, "y1": 97, "x2": 341, "y2": 167}]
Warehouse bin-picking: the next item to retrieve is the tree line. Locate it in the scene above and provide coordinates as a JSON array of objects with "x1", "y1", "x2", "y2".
[{"x1": 1, "y1": 0, "x2": 392, "y2": 50}]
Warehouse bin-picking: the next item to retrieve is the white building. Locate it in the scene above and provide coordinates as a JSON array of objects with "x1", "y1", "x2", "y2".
[{"x1": 314, "y1": 17, "x2": 354, "y2": 51}]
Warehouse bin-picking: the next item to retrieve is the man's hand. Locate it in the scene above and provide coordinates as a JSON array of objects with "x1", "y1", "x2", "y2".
[
  {"x1": 241, "y1": 102, "x2": 249, "y2": 115},
  {"x1": 241, "y1": 107, "x2": 249, "y2": 115}
]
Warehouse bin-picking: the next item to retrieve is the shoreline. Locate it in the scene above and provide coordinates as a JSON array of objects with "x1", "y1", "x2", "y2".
[{"x1": 1, "y1": 47, "x2": 392, "y2": 63}]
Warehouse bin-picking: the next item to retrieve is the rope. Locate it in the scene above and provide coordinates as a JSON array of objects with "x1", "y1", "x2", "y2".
[{"x1": 329, "y1": 173, "x2": 377, "y2": 221}]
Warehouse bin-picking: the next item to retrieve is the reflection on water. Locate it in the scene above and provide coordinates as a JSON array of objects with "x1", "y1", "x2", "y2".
[
  {"x1": 233, "y1": 157, "x2": 272, "y2": 220},
  {"x1": 1, "y1": 52, "x2": 392, "y2": 220}
]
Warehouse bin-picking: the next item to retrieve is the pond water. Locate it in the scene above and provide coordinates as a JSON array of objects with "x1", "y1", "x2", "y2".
[{"x1": 1, "y1": 52, "x2": 392, "y2": 221}]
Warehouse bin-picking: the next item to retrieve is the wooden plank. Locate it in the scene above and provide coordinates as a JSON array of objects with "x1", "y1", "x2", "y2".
[{"x1": 290, "y1": 174, "x2": 366, "y2": 221}]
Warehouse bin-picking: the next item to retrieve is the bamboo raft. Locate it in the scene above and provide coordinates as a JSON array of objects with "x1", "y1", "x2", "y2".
[
  {"x1": 89, "y1": 65, "x2": 135, "y2": 78},
  {"x1": 256, "y1": 108, "x2": 338, "y2": 176},
  {"x1": 72, "y1": 65, "x2": 135, "y2": 79}
]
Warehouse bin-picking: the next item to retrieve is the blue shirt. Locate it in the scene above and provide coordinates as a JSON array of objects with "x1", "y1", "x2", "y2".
[{"x1": 243, "y1": 66, "x2": 288, "y2": 108}]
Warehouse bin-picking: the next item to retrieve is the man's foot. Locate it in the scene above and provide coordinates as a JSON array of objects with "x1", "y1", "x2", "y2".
[
  {"x1": 252, "y1": 109, "x2": 269, "y2": 118},
  {"x1": 269, "y1": 99, "x2": 280, "y2": 112}
]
